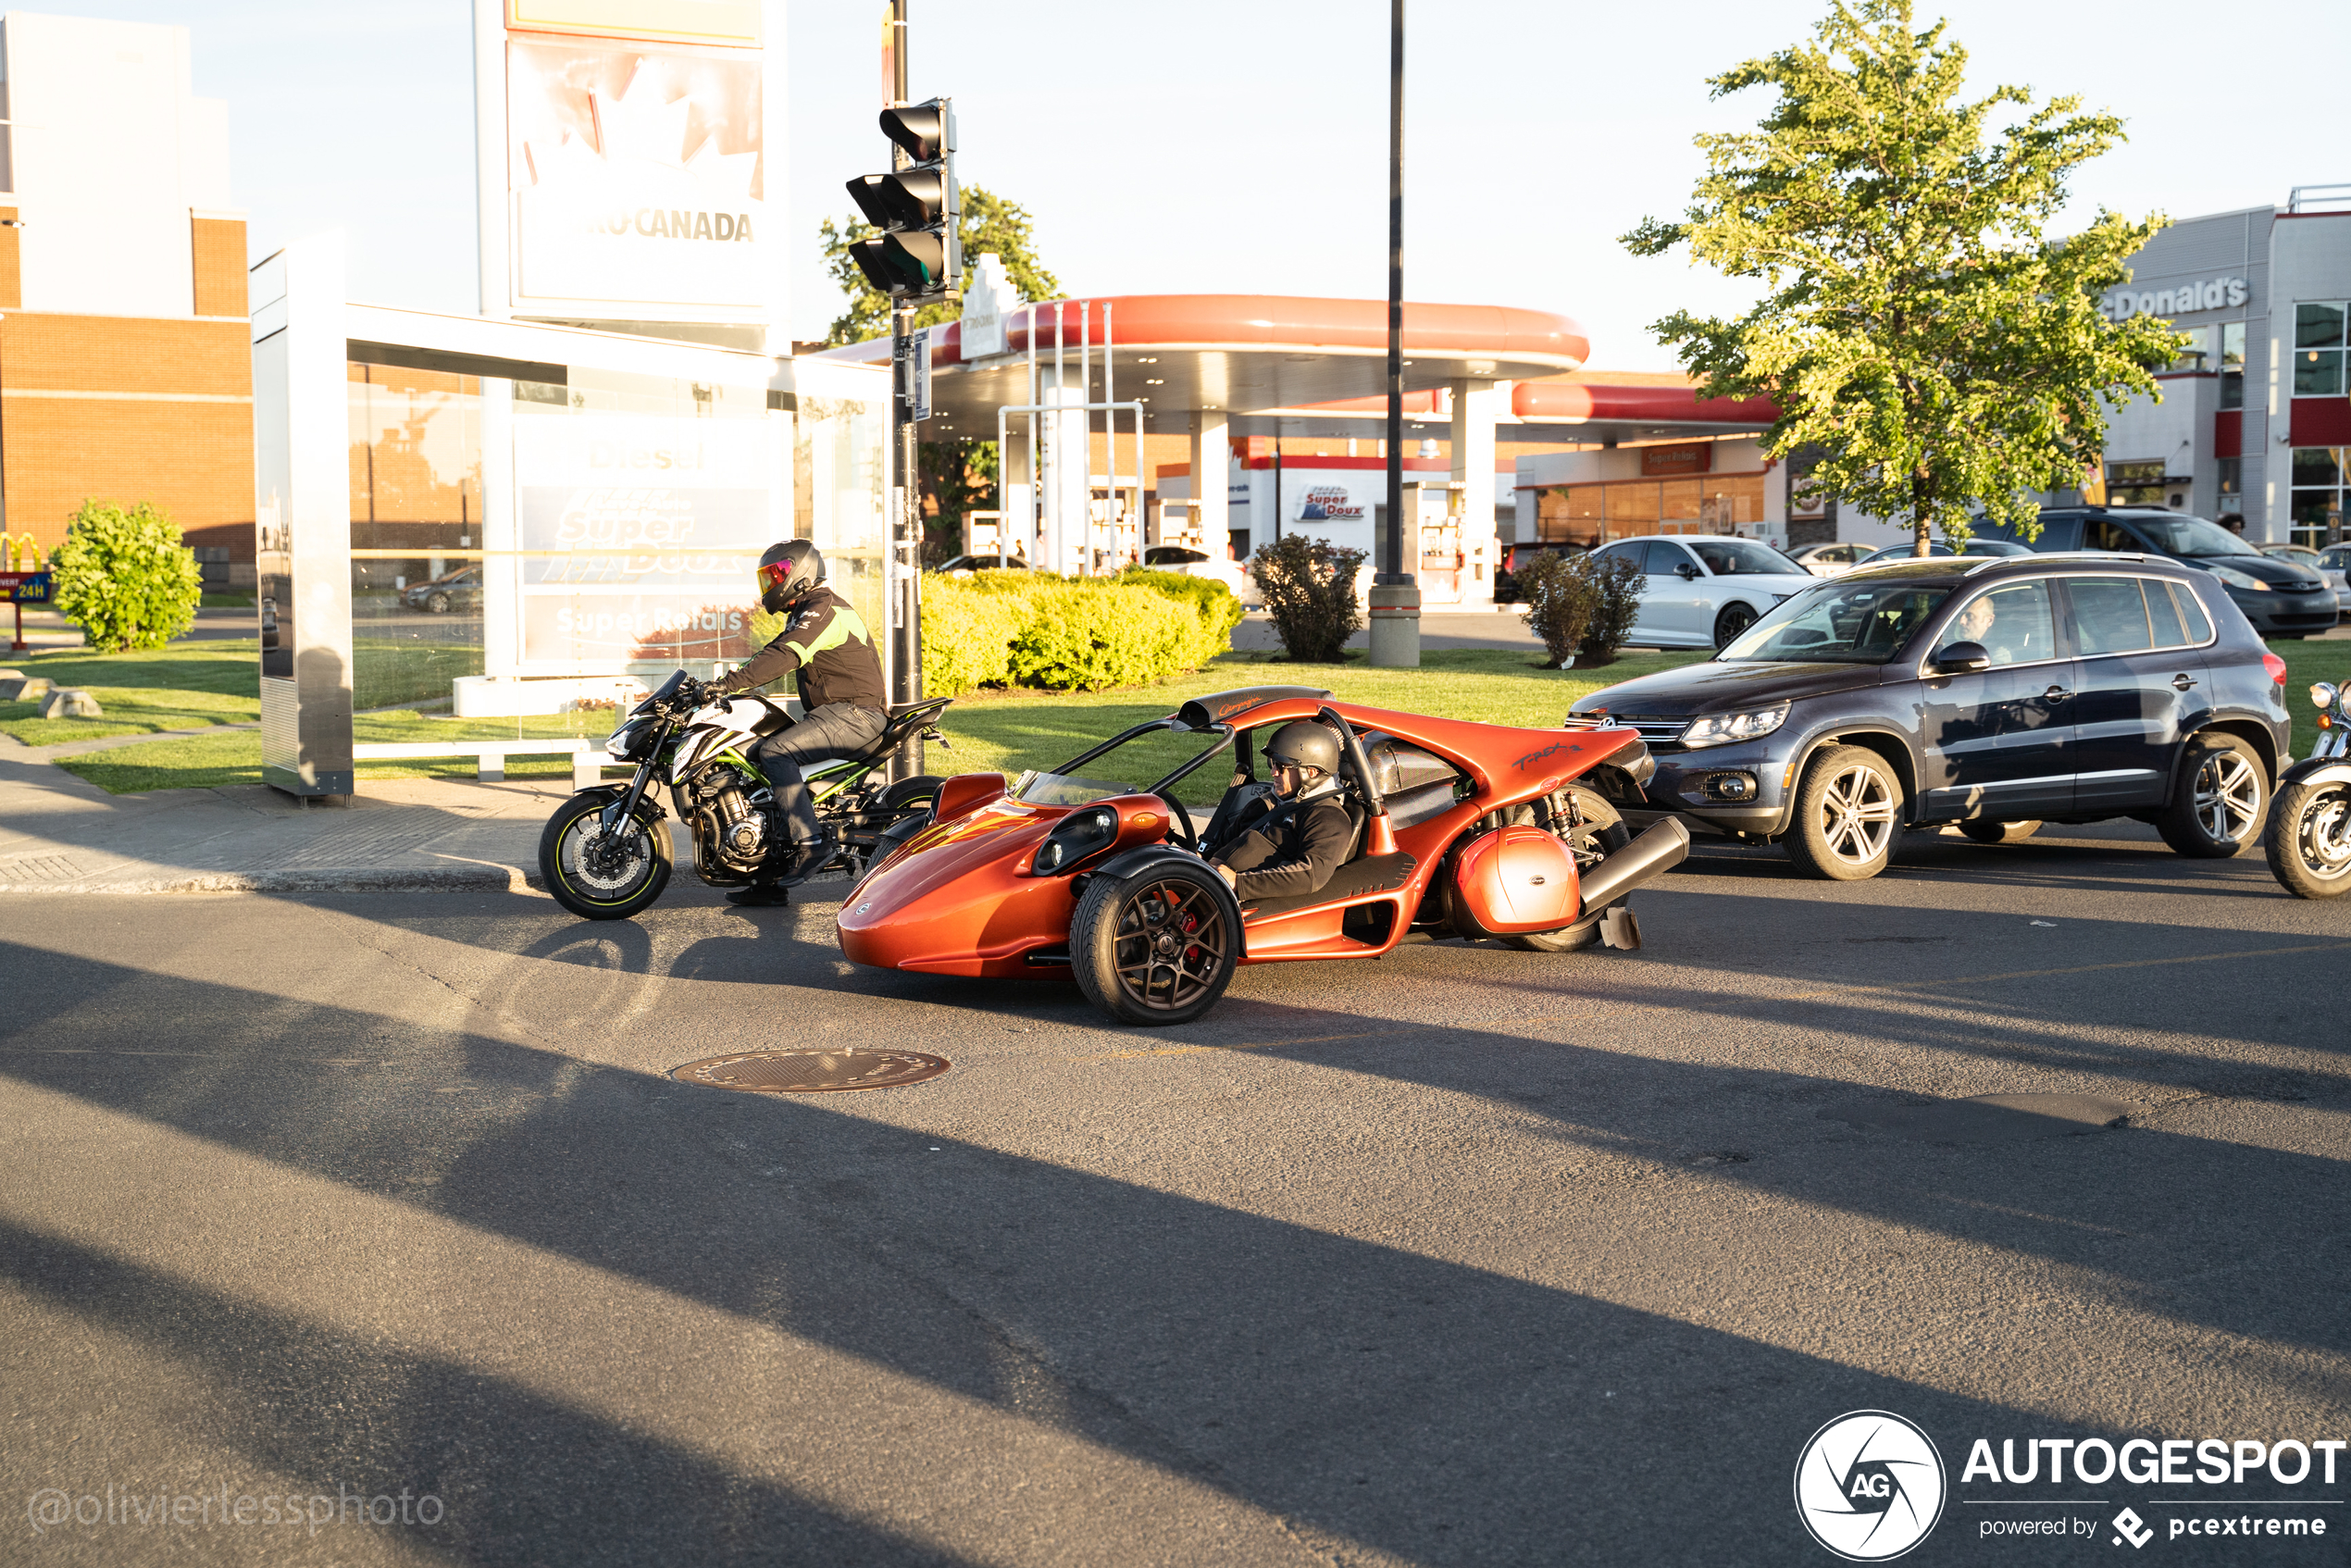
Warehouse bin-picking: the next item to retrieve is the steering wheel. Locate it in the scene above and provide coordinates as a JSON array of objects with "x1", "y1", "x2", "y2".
[{"x1": 1155, "y1": 788, "x2": 1200, "y2": 853}]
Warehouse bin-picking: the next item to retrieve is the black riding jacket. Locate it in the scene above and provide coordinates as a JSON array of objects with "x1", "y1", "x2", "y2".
[
  {"x1": 1211, "y1": 787, "x2": 1355, "y2": 902},
  {"x1": 709, "y1": 588, "x2": 887, "y2": 713}
]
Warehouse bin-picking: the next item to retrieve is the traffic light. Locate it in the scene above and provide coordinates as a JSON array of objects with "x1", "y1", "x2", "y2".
[{"x1": 846, "y1": 99, "x2": 957, "y2": 302}]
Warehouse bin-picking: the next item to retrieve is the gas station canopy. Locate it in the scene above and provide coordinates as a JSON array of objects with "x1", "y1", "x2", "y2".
[{"x1": 818, "y1": 292, "x2": 1593, "y2": 436}]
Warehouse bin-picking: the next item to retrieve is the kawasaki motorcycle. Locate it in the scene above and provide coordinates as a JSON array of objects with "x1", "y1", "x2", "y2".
[
  {"x1": 539, "y1": 669, "x2": 952, "y2": 920},
  {"x1": 2266, "y1": 679, "x2": 2351, "y2": 899}
]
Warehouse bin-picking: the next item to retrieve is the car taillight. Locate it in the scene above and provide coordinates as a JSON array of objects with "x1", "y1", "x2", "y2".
[{"x1": 2263, "y1": 653, "x2": 2288, "y2": 685}]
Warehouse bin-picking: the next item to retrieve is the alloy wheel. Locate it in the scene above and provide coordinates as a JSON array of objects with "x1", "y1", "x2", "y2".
[
  {"x1": 1111, "y1": 877, "x2": 1229, "y2": 1014},
  {"x1": 2195, "y1": 752, "x2": 2262, "y2": 842},
  {"x1": 2291, "y1": 789, "x2": 2351, "y2": 876},
  {"x1": 1819, "y1": 764, "x2": 1896, "y2": 867}
]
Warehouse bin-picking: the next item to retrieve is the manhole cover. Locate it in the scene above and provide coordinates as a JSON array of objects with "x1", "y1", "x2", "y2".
[
  {"x1": 1824, "y1": 1093, "x2": 2133, "y2": 1146},
  {"x1": 669, "y1": 1050, "x2": 951, "y2": 1094}
]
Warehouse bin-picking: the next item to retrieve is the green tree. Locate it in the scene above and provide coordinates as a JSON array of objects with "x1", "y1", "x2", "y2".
[
  {"x1": 49, "y1": 499, "x2": 202, "y2": 652},
  {"x1": 818, "y1": 185, "x2": 1059, "y2": 556},
  {"x1": 1622, "y1": 0, "x2": 2183, "y2": 552},
  {"x1": 817, "y1": 184, "x2": 1061, "y2": 347}
]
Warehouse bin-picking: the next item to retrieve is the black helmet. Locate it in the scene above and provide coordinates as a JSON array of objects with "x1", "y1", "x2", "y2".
[
  {"x1": 757, "y1": 539, "x2": 825, "y2": 614},
  {"x1": 1264, "y1": 721, "x2": 1342, "y2": 779}
]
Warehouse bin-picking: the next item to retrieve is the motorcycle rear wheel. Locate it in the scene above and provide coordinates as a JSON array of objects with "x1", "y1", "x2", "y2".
[
  {"x1": 2265, "y1": 779, "x2": 2351, "y2": 899},
  {"x1": 540, "y1": 790, "x2": 673, "y2": 920}
]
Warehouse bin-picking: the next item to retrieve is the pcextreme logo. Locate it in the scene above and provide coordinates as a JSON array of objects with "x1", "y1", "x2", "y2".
[{"x1": 1795, "y1": 1411, "x2": 1948, "y2": 1561}]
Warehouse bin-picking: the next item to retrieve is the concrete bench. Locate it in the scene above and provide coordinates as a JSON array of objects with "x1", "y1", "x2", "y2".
[{"x1": 349, "y1": 740, "x2": 616, "y2": 788}]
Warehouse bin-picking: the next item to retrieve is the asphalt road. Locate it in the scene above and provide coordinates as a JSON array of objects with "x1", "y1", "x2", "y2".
[{"x1": 4, "y1": 824, "x2": 2348, "y2": 1566}]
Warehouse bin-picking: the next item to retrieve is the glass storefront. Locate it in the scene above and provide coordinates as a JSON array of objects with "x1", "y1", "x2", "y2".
[
  {"x1": 1535, "y1": 472, "x2": 1768, "y2": 546},
  {"x1": 2290, "y1": 446, "x2": 2348, "y2": 546},
  {"x1": 343, "y1": 349, "x2": 889, "y2": 739}
]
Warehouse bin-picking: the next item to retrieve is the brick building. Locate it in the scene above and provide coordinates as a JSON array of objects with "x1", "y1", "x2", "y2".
[{"x1": 0, "y1": 12, "x2": 252, "y2": 585}]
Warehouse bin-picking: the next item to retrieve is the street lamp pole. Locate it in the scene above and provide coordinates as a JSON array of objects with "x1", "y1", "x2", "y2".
[{"x1": 1368, "y1": 0, "x2": 1420, "y2": 666}]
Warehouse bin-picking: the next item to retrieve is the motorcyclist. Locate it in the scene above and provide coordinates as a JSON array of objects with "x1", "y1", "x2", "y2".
[
  {"x1": 703, "y1": 540, "x2": 889, "y2": 904},
  {"x1": 1209, "y1": 721, "x2": 1356, "y2": 902}
]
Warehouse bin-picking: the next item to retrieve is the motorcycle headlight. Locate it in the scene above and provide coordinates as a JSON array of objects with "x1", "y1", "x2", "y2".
[
  {"x1": 2312, "y1": 683, "x2": 2340, "y2": 712},
  {"x1": 2205, "y1": 563, "x2": 2270, "y2": 592},
  {"x1": 1030, "y1": 806, "x2": 1119, "y2": 875},
  {"x1": 1681, "y1": 703, "x2": 1789, "y2": 750},
  {"x1": 605, "y1": 719, "x2": 643, "y2": 760}
]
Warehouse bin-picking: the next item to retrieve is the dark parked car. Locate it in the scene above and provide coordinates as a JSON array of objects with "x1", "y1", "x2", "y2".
[
  {"x1": 1855, "y1": 539, "x2": 2034, "y2": 565},
  {"x1": 1566, "y1": 555, "x2": 2291, "y2": 880},
  {"x1": 403, "y1": 566, "x2": 479, "y2": 614},
  {"x1": 1977, "y1": 506, "x2": 2338, "y2": 639},
  {"x1": 1495, "y1": 541, "x2": 1583, "y2": 604}
]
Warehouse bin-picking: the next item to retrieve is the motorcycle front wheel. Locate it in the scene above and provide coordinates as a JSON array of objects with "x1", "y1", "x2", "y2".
[
  {"x1": 540, "y1": 790, "x2": 674, "y2": 920},
  {"x1": 2265, "y1": 778, "x2": 2351, "y2": 899}
]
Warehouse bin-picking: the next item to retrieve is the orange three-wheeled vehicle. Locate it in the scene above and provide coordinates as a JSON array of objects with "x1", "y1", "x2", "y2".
[{"x1": 836, "y1": 685, "x2": 1689, "y2": 1025}]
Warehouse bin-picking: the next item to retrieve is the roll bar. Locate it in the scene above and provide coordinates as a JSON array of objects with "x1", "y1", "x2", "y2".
[{"x1": 1316, "y1": 705, "x2": 1397, "y2": 857}]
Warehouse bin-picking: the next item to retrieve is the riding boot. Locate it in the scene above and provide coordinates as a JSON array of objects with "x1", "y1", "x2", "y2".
[{"x1": 726, "y1": 881, "x2": 790, "y2": 907}]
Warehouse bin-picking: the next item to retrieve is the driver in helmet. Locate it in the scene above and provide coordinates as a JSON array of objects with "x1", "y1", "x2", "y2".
[
  {"x1": 1208, "y1": 721, "x2": 1356, "y2": 902},
  {"x1": 704, "y1": 540, "x2": 889, "y2": 903}
]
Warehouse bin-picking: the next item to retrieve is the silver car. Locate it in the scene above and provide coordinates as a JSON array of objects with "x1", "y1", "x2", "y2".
[{"x1": 1584, "y1": 534, "x2": 1821, "y2": 650}]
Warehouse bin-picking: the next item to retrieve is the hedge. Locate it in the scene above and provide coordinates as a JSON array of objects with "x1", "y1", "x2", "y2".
[{"x1": 922, "y1": 570, "x2": 1239, "y2": 694}]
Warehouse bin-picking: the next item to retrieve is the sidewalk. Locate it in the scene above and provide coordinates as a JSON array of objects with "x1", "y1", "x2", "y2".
[{"x1": 0, "y1": 728, "x2": 581, "y2": 895}]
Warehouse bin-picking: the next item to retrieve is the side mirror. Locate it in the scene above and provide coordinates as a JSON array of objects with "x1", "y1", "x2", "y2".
[
  {"x1": 1676, "y1": 562, "x2": 1702, "y2": 581},
  {"x1": 1934, "y1": 641, "x2": 1990, "y2": 674}
]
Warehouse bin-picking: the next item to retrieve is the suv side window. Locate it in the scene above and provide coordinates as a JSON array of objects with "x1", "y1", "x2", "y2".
[
  {"x1": 2170, "y1": 580, "x2": 2215, "y2": 643},
  {"x1": 1946, "y1": 579, "x2": 2057, "y2": 666},
  {"x1": 2068, "y1": 576, "x2": 2155, "y2": 655},
  {"x1": 2084, "y1": 517, "x2": 2141, "y2": 554}
]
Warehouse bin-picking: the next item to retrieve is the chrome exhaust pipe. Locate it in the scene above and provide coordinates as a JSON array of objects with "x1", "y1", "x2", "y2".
[{"x1": 1577, "y1": 817, "x2": 1691, "y2": 913}]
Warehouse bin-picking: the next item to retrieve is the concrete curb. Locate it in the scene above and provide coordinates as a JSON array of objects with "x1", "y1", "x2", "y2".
[{"x1": 0, "y1": 865, "x2": 536, "y2": 897}]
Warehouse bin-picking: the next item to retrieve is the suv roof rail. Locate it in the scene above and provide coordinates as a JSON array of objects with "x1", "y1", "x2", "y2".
[{"x1": 2033, "y1": 550, "x2": 2151, "y2": 563}]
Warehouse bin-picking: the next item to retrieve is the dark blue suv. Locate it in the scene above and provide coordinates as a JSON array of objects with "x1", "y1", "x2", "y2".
[
  {"x1": 1567, "y1": 555, "x2": 2291, "y2": 880},
  {"x1": 1977, "y1": 507, "x2": 2338, "y2": 640}
]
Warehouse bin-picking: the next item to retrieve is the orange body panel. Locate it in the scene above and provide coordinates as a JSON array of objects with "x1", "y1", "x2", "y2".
[
  {"x1": 1450, "y1": 826, "x2": 1581, "y2": 933},
  {"x1": 837, "y1": 699, "x2": 1645, "y2": 977}
]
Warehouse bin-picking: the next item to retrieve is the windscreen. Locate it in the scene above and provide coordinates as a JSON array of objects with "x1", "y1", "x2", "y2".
[
  {"x1": 1014, "y1": 723, "x2": 1234, "y2": 807},
  {"x1": 1691, "y1": 539, "x2": 1804, "y2": 576},
  {"x1": 2128, "y1": 514, "x2": 2259, "y2": 556},
  {"x1": 1718, "y1": 580, "x2": 1954, "y2": 665}
]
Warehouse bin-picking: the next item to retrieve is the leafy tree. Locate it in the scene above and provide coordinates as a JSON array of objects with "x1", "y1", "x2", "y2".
[
  {"x1": 817, "y1": 185, "x2": 1061, "y2": 347},
  {"x1": 50, "y1": 499, "x2": 201, "y2": 652},
  {"x1": 1622, "y1": 0, "x2": 2182, "y2": 552},
  {"x1": 818, "y1": 185, "x2": 1059, "y2": 557}
]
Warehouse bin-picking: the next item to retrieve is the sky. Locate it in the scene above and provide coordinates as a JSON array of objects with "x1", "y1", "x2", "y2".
[{"x1": 30, "y1": 0, "x2": 2346, "y2": 372}]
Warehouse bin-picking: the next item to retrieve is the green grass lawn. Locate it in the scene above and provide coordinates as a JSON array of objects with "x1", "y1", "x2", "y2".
[
  {"x1": 1, "y1": 638, "x2": 261, "y2": 744},
  {"x1": 2276, "y1": 638, "x2": 2351, "y2": 759},
  {"x1": 59, "y1": 710, "x2": 601, "y2": 795},
  {"x1": 928, "y1": 647, "x2": 1708, "y2": 784}
]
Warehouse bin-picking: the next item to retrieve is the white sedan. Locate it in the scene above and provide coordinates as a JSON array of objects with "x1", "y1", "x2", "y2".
[
  {"x1": 1586, "y1": 534, "x2": 1822, "y2": 650},
  {"x1": 1787, "y1": 541, "x2": 1870, "y2": 577},
  {"x1": 1142, "y1": 544, "x2": 1253, "y2": 603}
]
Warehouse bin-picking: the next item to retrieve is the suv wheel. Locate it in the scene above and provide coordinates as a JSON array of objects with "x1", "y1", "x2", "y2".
[
  {"x1": 1783, "y1": 745, "x2": 1903, "y2": 881},
  {"x1": 2157, "y1": 732, "x2": 2267, "y2": 859},
  {"x1": 1712, "y1": 602, "x2": 1759, "y2": 649}
]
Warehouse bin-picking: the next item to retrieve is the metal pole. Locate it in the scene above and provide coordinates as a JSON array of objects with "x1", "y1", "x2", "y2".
[
  {"x1": 1367, "y1": 0, "x2": 1419, "y2": 666},
  {"x1": 889, "y1": 0, "x2": 921, "y2": 776}
]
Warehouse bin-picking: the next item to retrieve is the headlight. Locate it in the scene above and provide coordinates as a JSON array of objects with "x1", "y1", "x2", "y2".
[
  {"x1": 1681, "y1": 703, "x2": 1789, "y2": 749},
  {"x1": 2313, "y1": 683, "x2": 2341, "y2": 712},
  {"x1": 1030, "y1": 807, "x2": 1119, "y2": 874},
  {"x1": 2205, "y1": 563, "x2": 2270, "y2": 591},
  {"x1": 605, "y1": 718, "x2": 645, "y2": 760}
]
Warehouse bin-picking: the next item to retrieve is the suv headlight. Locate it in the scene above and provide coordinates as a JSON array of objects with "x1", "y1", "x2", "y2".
[
  {"x1": 1681, "y1": 703, "x2": 1789, "y2": 750},
  {"x1": 2205, "y1": 563, "x2": 2270, "y2": 591},
  {"x1": 1030, "y1": 806, "x2": 1119, "y2": 874}
]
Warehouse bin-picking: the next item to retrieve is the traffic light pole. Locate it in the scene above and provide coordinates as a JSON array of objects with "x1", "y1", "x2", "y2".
[
  {"x1": 888, "y1": 0, "x2": 923, "y2": 778},
  {"x1": 1368, "y1": 0, "x2": 1420, "y2": 667}
]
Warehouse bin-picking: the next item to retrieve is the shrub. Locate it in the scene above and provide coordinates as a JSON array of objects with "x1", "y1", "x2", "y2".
[
  {"x1": 920, "y1": 571, "x2": 1233, "y2": 695},
  {"x1": 1515, "y1": 551, "x2": 1598, "y2": 667},
  {"x1": 50, "y1": 500, "x2": 202, "y2": 653},
  {"x1": 1117, "y1": 566, "x2": 1244, "y2": 664},
  {"x1": 922, "y1": 575, "x2": 1026, "y2": 694},
  {"x1": 1574, "y1": 550, "x2": 1647, "y2": 667},
  {"x1": 1251, "y1": 534, "x2": 1365, "y2": 663}
]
